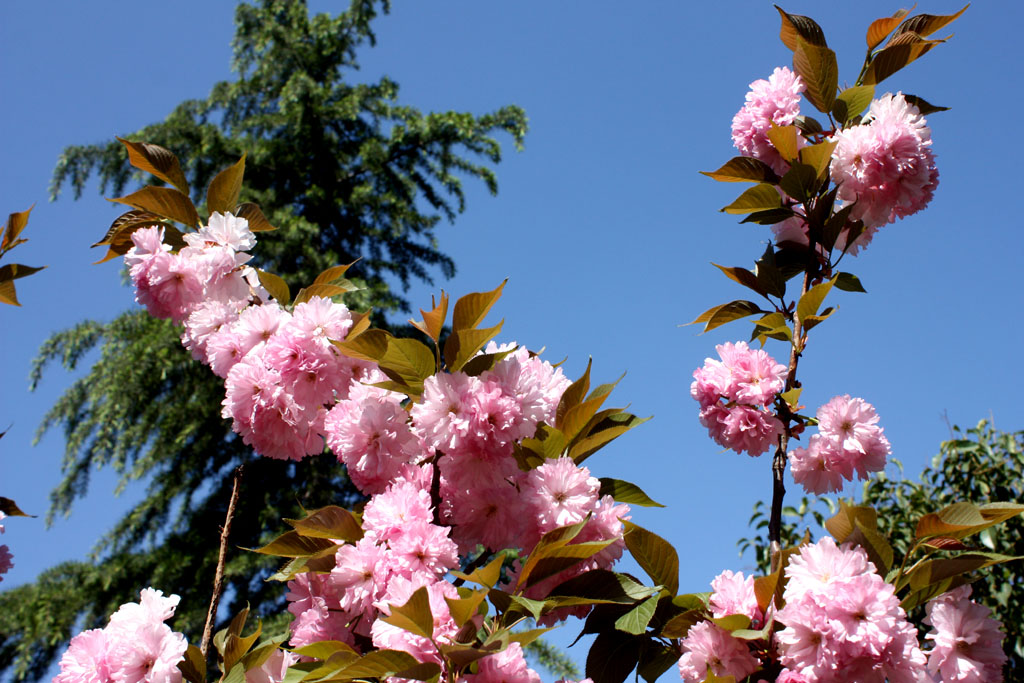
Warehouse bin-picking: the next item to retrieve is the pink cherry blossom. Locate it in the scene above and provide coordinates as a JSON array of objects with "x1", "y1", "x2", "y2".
[
  {"x1": 731, "y1": 66, "x2": 806, "y2": 174},
  {"x1": 924, "y1": 585, "x2": 1007, "y2": 682},
  {"x1": 677, "y1": 620, "x2": 761, "y2": 683},
  {"x1": 461, "y1": 642, "x2": 541, "y2": 683}
]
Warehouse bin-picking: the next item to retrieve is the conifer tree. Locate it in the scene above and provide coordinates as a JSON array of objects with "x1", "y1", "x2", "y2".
[{"x1": 0, "y1": 1, "x2": 530, "y2": 678}]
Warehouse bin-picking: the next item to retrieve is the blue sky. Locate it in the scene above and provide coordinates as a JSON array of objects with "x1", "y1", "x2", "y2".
[{"x1": 2, "y1": 0, "x2": 1022, "y2": 676}]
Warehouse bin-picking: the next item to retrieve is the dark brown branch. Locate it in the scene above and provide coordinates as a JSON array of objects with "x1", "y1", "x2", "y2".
[{"x1": 200, "y1": 465, "x2": 244, "y2": 660}]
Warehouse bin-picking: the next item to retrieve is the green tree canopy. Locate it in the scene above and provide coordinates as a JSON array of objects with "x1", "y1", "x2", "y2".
[{"x1": 0, "y1": 1, "x2": 528, "y2": 679}]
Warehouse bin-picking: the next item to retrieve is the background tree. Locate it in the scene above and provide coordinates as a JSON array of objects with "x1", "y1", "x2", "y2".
[
  {"x1": 0, "y1": 1, "x2": 532, "y2": 679},
  {"x1": 740, "y1": 420, "x2": 1024, "y2": 678}
]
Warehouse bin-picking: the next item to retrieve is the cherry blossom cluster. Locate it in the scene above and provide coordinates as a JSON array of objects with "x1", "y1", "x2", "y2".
[
  {"x1": 679, "y1": 538, "x2": 1007, "y2": 683},
  {"x1": 923, "y1": 585, "x2": 1008, "y2": 682},
  {"x1": 731, "y1": 66, "x2": 806, "y2": 175},
  {"x1": 831, "y1": 93, "x2": 938, "y2": 253},
  {"x1": 789, "y1": 395, "x2": 890, "y2": 495},
  {"x1": 123, "y1": 214, "x2": 631, "y2": 679},
  {"x1": 54, "y1": 588, "x2": 187, "y2": 683},
  {"x1": 690, "y1": 341, "x2": 787, "y2": 456},
  {"x1": 774, "y1": 537, "x2": 925, "y2": 682}
]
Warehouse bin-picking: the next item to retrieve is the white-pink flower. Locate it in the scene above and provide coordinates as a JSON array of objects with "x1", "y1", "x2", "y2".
[
  {"x1": 924, "y1": 585, "x2": 1007, "y2": 682},
  {"x1": 731, "y1": 66, "x2": 806, "y2": 174}
]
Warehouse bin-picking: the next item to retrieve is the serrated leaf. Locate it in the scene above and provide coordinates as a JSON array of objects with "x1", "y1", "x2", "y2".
[
  {"x1": 834, "y1": 272, "x2": 866, "y2": 293},
  {"x1": 847, "y1": 518, "x2": 895, "y2": 574},
  {"x1": 234, "y1": 202, "x2": 276, "y2": 231},
  {"x1": 778, "y1": 162, "x2": 819, "y2": 202},
  {"x1": 292, "y1": 640, "x2": 358, "y2": 661},
  {"x1": 569, "y1": 411, "x2": 650, "y2": 464},
  {"x1": 556, "y1": 359, "x2": 592, "y2": 427},
  {"x1": 754, "y1": 245, "x2": 786, "y2": 298},
  {"x1": 794, "y1": 37, "x2": 838, "y2": 113},
  {"x1": 251, "y1": 530, "x2": 336, "y2": 557},
  {"x1": 381, "y1": 586, "x2": 434, "y2": 639},
  {"x1": 450, "y1": 553, "x2": 507, "y2": 590},
  {"x1": 335, "y1": 650, "x2": 421, "y2": 678},
  {"x1": 586, "y1": 630, "x2": 641, "y2": 683},
  {"x1": 1, "y1": 206, "x2": 33, "y2": 251},
  {"x1": 864, "y1": 31, "x2": 948, "y2": 86},
  {"x1": 893, "y1": 6, "x2": 968, "y2": 40},
  {"x1": 792, "y1": 114, "x2": 823, "y2": 135},
  {"x1": 526, "y1": 540, "x2": 617, "y2": 587},
  {"x1": 825, "y1": 501, "x2": 879, "y2": 542},
  {"x1": 779, "y1": 387, "x2": 802, "y2": 410},
  {"x1": 550, "y1": 569, "x2": 658, "y2": 603},
  {"x1": 598, "y1": 478, "x2": 664, "y2": 507},
  {"x1": 689, "y1": 300, "x2": 765, "y2": 333},
  {"x1": 906, "y1": 553, "x2": 1023, "y2": 592},
  {"x1": 334, "y1": 328, "x2": 389, "y2": 363},
  {"x1": 700, "y1": 157, "x2": 780, "y2": 183},
  {"x1": 0, "y1": 264, "x2": 45, "y2": 284},
  {"x1": 519, "y1": 423, "x2": 568, "y2": 463},
  {"x1": 443, "y1": 321, "x2": 504, "y2": 372},
  {"x1": 117, "y1": 138, "x2": 189, "y2": 194},
  {"x1": 903, "y1": 94, "x2": 949, "y2": 116},
  {"x1": 445, "y1": 589, "x2": 489, "y2": 627},
  {"x1": 712, "y1": 263, "x2": 767, "y2": 298},
  {"x1": 207, "y1": 154, "x2": 246, "y2": 215},
  {"x1": 659, "y1": 609, "x2": 704, "y2": 639},
  {"x1": 832, "y1": 86, "x2": 875, "y2": 125},
  {"x1": 614, "y1": 594, "x2": 659, "y2": 635},
  {"x1": 0, "y1": 497, "x2": 33, "y2": 517},
  {"x1": 637, "y1": 644, "x2": 682, "y2": 683},
  {"x1": 624, "y1": 522, "x2": 679, "y2": 596},
  {"x1": 776, "y1": 6, "x2": 827, "y2": 51},
  {"x1": 257, "y1": 270, "x2": 290, "y2": 305},
  {"x1": 92, "y1": 210, "x2": 166, "y2": 248},
  {"x1": 720, "y1": 184, "x2": 781, "y2": 214},
  {"x1": 866, "y1": 8, "x2": 912, "y2": 51},
  {"x1": 766, "y1": 125, "x2": 799, "y2": 162},
  {"x1": 452, "y1": 280, "x2": 505, "y2": 332},
  {"x1": 381, "y1": 337, "x2": 436, "y2": 383},
  {"x1": 109, "y1": 186, "x2": 198, "y2": 228},
  {"x1": 411, "y1": 291, "x2": 449, "y2": 342},
  {"x1": 922, "y1": 536, "x2": 970, "y2": 551},
  {"x1": 916, "y1": 502, "x2": 1024, "y2": 540},
  {"x1": 798, "y1": 140, "x2": 837, "y2": 179},
  {"x1": 796, "y1": 276, "x2": 836, "y2": 323},
  {"x1": 177, "y1": 644, "x2": 206, "y2": 683},
  {"x1": 284, "y1": 505, "x2": 363, "y2": 542},
  {"x1": 740, "y1": 208, "x2": 796, "y2": 225}
]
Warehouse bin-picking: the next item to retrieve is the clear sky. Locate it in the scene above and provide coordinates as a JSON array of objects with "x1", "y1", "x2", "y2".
[{"x1": 2, "y1": 0, "x2": 1022, "y2": 677}]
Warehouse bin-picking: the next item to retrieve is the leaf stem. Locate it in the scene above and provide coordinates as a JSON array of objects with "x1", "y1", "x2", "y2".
[{"x1": 200, "y1": 465, "x2": 244, "y2": 660}]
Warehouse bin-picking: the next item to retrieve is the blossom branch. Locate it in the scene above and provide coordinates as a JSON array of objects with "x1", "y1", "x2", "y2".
[{"x1": 200, "y1": 465, "x2": 244, "y2": 660}]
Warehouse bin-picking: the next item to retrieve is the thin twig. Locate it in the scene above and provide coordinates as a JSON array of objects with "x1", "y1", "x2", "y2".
[{"x1": 200, "y1": 465, "x2": 245, "y2": 660}]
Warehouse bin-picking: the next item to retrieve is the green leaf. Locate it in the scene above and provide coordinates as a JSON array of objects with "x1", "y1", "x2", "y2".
[
  {"x1": 0, "y1": 497, "x2": 33, "y2": 518},
  {"x1": 381, "y1": 337, "x2": 436, "y2": 384},
  {"x1": 832, "y1": 86, "x2": 875, "y2": 125},
  {"x1": 903, "y1": 94, "x2": 950, "y2": 116},
  {"x1": 233, "y1": 202, "x2": 277, "y2": 232},
  {"x1": 293, "y1": 282, "x2": 359, "y2": 306},
  {"x1": 796, "y1": 276, "x2": 836, "y2": 323},
  {"x1": 793, "y1": 37, "x2": 838, "y2": 113},
  {"x1": 410, "y1": 291, "x2": 449, "y2": 342},
  {"x1": 624, "y1": 521, "x2": 679, "y2": 596},
  {"x1": 251, "y1": 530, "x2": 337, "y2": 557},
  {"x1": 766, "y1": 125, "x2": 799, "y2": 162},
  {"x1": 557, "y1": 359, "x2": 592, "y2": 428},
  {"x1": 257, "y1": 269, "x2": 290, "y2": 305},
  {"x1": 117, "y1": 138, "x2": 190, "y2": 195},
  {"x1": 445, "y1": 589, "x2": 489, "y2": 627},
  {"x1": 906, "y1": 553, "x2": 1024, "y2": 592},
  {"x1": 109, "y1": 186, "x2": 199, "y2": 228},
  {"x1": 443, "y1": 321, "x2": 504, "y2": 372},
  {"x1": 700, "y1": 157, "x2": 780, "y2": 183},
  {"x1": 334, "y1": 650, "x2": 421, "y2": 679},
  {"x1": 797, "y1": 140, "x2": 837, "y2": 179},
  {"x1": 720, "y1": 184, "x2": 781, "y2": 214},
  {"x1": 779, "y1": 387, "x2": 802, "y2": 410},
  {"x1": 866, "y1": 8, "x2": 912, "y2": 51},
  {"x1": 207, "y1": 154, "x2": 246, "y2": 216},
  {"x1": 659, "y1": 609, "x2": 704, "y2": 639},
  {"x1": 598, "y1": 478, "x2": 664, "y2": 507},
  {"x1": 292, "y1": 640, "x2": 358, "y2": 661},
  {"x1": 177, "y1": 644, "x2": 206, "y2": 683},
  {"x1": 568, "y1": 411, "x2": 650, "y2": 464},
  {"x1": 915, "y1": 502, "x2": 1024, "y2": 541},
  {"x1": 450, "y1": 553, "x2": 507, "y2": 589},
  {"x1": 451, "y1": 280, "x2": 505, "y2": 332},
  {"x1": 740, "y1": 207, "x2": 796, "y2": 225},
  {"x1": 775, "y1": 6, "x2": 828, "y2": 51},
  {"x1": 526, "y1": 540, "x2": 617, "y2": 587},
  {"x1": 1, "y1": 205, "x2": 33, "y2": 251},
  {"x1": 754, "y1": 245, "x2": 786, "y2": 299},
  {"x1": 284, "y1": 505, "x2": 363, "y2": 542},
  {"x1": 585, "y1": 630, "x2": 641, "y2": 683},
  {"x1": 689, "y1": 300, "x2": 765, "y2": 333},
  {"x1": 313, "y1": 261, "x2": 359, "y2": 287},
  {"x1": 778, "y1": 161, "x2": 819, "y2": 202},
  {"x1": 381, "y1": 586, "x2": 434, "y2": 640},
  {"x1": 863, "y1": 32, "x2": 948, "y2": 86},
  {"x1": 637, "y1": 644, "x2": 682, "y2": 683},
  {"x1": 712, "y1": 263, "x2": 767, "y2": 298},
  {"x1": 834, "y1": 272, "x2": 867, "y2": 293},
  {"x1": 893, "y1": 6, "x2": 968, "y2": 40},
  {"x1": 519, "y1": 423, "x2": 568, "y2": 463},
  {"x1": 614, "y1": 594, "x2": 659, "y2": 635},
  {"x1": 549, "y1": 569, "x2": 658, "y2": 603},
  {"x1": 825, "y1": 501, "x2": 880, "y2": 542}
]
